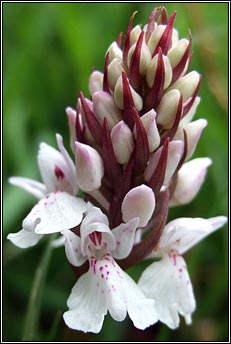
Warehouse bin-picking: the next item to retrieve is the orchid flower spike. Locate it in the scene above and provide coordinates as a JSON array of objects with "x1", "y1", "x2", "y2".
[{"x1": 6, "y1": 5, "x2": 227, "y2": 337}]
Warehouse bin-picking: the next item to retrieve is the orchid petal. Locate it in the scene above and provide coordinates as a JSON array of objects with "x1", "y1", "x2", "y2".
[
  {"x1": 80, "y1": 207, "x2": 115, "y2": 256},
  {"x1": 64, "y1": 254, "x2": 157, "y2": 332},
  {"x1": 8, "y1": 176, "x2": 46, "y2": 199},
  {"x1": 139, "y1": 253, "x2": 195, "y2": 329},
  {"x1": 62, "y1": 230, "x2": 87, "y2": 267},
  {"x1": 160, "y1": 216, "x2": 227, "y2": 255},
  {"x1": 56, "y1": 134, "x2": 78, "y2": 195},
  {"x1": 7, "y1": 229, "x2": 43, "y2": 249},
  {"x1": 38, "y1": 141, "x2": 75, "y2": 194},
  {"x1": 111, "y1": 217, "x2": 139, "y2": 259},
  {"x1": 23, "y1": 191, "x2": 86, "y2": 235},
  {"x1": 124, "y1": 272, "x2": 158, "y2": 330},
  {"x1": 63, "y1": 270, "x2": 107, "y2": 333}
]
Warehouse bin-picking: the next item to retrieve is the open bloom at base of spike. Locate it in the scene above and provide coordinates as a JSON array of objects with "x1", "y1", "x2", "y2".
[
  {"x1": 7, "y1": 134, "x2": 86, "y2": 248},
  {"x1": 62, "y1": 205, "x2": 158, "y2": 333},
  {"x1": 138, "y1": 216, "x2": 227, "y2": 329}
]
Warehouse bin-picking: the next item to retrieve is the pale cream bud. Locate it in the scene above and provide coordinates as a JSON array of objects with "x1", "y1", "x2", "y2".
[
  {"x1": 128, "y1": 39, "x2": 152, "y2": 76},
  {"x1": 169, "y1": 71, "x2": 200, "y2": 102},
  {"x1": 89, "y1": 71, "x2": 104, "y2": 96},
  {"x1": 157, "y1": 89, "x2": 181, "y2": 128},
  {"x1": 106, "y1": 41, "x2": 123, "y2": 63},
  {"x1": 108, "y1": 58, "x2": 124, "y2": 91},
  {"x1": 146, "y1": 54, "x2": 172, "y2": 89},
  {"x1": 130, "y1": 25, "x2": 142, "y2": 45},
  {"x1": 171, "y1": 28, "x2": 179, "y2": 46},
  {"x1": 111, "y1": 120, "x2": 135, "y2": 164},
  {"x1": 92, "y1": 91, "x2": 122, "y2": 130},
  {"x1": 180, "y1": 96, "x2": 201, "y2": 126},
  {"x1": 167, "y1": 38, "x2": 189, "y2": 68},
  {"x1": 114, "y1": 75, "x2": 143, "y2": 111},
  {"x1": 133, "y1": 109, "x2": 160, "y2": 152},
  {"x1": 147, "y1": 25, "x2": 166, "y2": 55}
]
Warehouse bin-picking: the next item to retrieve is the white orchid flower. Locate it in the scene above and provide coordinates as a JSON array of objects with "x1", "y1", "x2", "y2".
[
  {"x1": 138, "y1": 215, "x2": 227, "y2": 329},
  {"x1": 7, "y1": 134, "x2": 86, "y2": 248},
  {"x1": 62, "y1": 205, "x2": 158, "y2": 333}
]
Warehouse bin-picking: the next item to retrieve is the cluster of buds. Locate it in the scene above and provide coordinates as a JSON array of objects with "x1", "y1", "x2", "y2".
[
  {"x1": 7, "y1": 7, "x2": 227, "y2": 334},
  {"x1": 66, "y1": 7, "x2": 210, "y2": 266}
]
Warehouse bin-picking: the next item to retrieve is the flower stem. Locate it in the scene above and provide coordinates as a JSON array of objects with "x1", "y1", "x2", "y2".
[{"x1": 22, "y1": 237, "x2": 54, "y2": 341}]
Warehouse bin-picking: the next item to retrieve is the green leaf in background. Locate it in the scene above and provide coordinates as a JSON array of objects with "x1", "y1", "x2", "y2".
[{"x1": 22, "y1": 237, "x2": 54, "y2": 341}]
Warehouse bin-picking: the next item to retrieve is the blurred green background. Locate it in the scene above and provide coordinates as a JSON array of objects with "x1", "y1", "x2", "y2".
[{"x1": 3, "y1": 2, "x2": 228, "y2": 342}]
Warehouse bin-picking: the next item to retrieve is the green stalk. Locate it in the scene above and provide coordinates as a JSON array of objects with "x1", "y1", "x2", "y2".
[{"x1": 22, "y1": 237, "x2": 54, "y2": 341}]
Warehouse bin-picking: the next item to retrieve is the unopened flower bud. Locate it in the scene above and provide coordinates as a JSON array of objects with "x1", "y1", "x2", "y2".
[
  {"x1": 157, "y1": 89, "x2": 181, "y2": 128},
  {"x1": 78, "y1": 97, "x2": 96, "y2": 144},
  {"x1": 130, "y1": 25, "x2": 142, "y2": 45},
  {"x1": 133, "y1": 109, "x2": 160, "y2": 152},
  {"x1": 144, "y1": 140, "x2": 184, "y2": 185},
  {"x1": 108, "y1": 58, "x2": 124, "y2": 90},
  {"x1": 147, "y1": 25, "x2": 166, "y2": 55},
  {"x1": 180, "y1": 96, "x2": 201, "y2": 126},
  {"x1": 75, "y1": 142, "x2": 104, "y2": 192},
  {"x1": 66, "y1": 107, "x2": 77, "y2": 153},
  {"x1": 89, "y1": 71, "x2": 104, "y2": 96},
  {"x1": 107, "y1": 41, "x2": 123, "y2": 63},
  {"x1": 114, "y1": 75, "x2": 143, "y2": 111},
  {"x1": 175, "y1": 119, "x2": 208, "y2": 159},
  {"x1": 171, "y1": 28, "x2": 179, "y2": 46},
  {"x1": 168, "y1": 38, "x2": 190, "y2": 68},
  {"x1": 128, "y1": 39, "x2": 152, "y2": 75},
  {"x1": 146, "y1": 54, "x2": 172, "y2": 89},
  {"x1": 92, "y1": 91, "x2": 122, "y2": 129},
  {"x1": 111, "y1": 120, "x2": 135, "y2": 164},
  {"x1": 170, "y1": 157, "x2": 212, "y2": 206},
  {"x1": 122, "y1": 184, "x2": 155, "y2": 227},
  {"x1": 169, "y1": 71, "x2": 200, "y2": 102}
]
